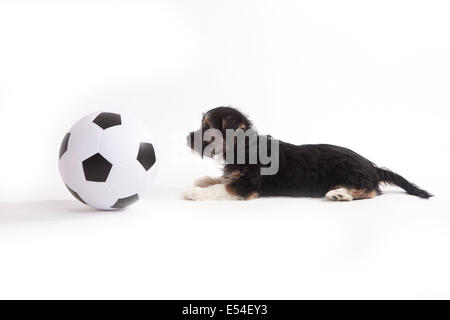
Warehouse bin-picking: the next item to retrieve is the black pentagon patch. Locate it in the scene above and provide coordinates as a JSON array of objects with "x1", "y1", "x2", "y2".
[
  {"x1": 82, "y1": 153, "x2": 113, "y2": 182},
  {"x1": 137, "y1": 143, "x2": 156, "y2": 171},
  {"x1": 111, "y1": 194, "x2": 139, "y2": 209},
  {"x1": 65, "y1": 184, "x2": 86, "y2": 205},
  {"x1": 92, "y1": 112, "x2": 122, "y2": 129},
  {"x1": 59, "y1": 133, "x2": 71, "y2": 159}
]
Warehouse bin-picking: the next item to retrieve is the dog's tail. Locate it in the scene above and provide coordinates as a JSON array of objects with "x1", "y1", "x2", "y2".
[{"x1": 376, "y1": 168, "x2": 433, "y2": 199}]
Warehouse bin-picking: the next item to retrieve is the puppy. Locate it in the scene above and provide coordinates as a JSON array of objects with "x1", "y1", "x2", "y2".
[{"x1": 184, "y1": 106, "x2": 432, "y2": 201}]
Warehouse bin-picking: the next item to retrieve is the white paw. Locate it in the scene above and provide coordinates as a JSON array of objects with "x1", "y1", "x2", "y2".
[
  {"x1": 325, "y1": 188, "x2": 353, "y2": 201},
  {"x1": 183, "y1": 184, "x2": 238, "y2": 201},
  {"x1": 183, "y1": 187, "x2": 205, "y2": 200}
]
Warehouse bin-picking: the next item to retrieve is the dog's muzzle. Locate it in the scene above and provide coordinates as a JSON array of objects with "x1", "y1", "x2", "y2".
[
  {"x1": 187, "y1": 132, "x2": 194, "y2": 149},
  {"x1": 187, "y1": 129, "x2": 203, "y2": 154}
]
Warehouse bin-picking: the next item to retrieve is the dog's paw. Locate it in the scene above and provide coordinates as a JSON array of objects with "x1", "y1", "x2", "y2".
[
  {"x1": 194, "y1": 176, "x2": 221, "y2": 188},
  {"x1": 183, "y1": 187, "x2": 204, "y2": 200},
  {"x1": 183, "y1": 184, "x2": 239, "y2": 201},
  {"x1": 325, "y1": 188, "x2": 353, "y2": 201}
]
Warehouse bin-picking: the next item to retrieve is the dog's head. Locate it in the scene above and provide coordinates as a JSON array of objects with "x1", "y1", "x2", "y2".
[{"x1": 187, "y1": 106, "x2": 253, "y2": 158}]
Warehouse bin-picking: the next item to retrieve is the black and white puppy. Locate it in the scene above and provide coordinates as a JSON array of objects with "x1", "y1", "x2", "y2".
[{"x1": 184, "y1": 106, "x2": 432, "y2": 201}]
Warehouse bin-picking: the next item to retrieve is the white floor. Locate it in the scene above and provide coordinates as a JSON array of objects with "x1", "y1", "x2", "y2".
[{"x1": 0, "y1": 187, "x2": 449, "y2": 299}]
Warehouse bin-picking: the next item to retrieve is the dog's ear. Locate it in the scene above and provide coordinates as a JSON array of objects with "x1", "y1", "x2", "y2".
[{"x1": 221, "y1": 116, "x2": 251, "y2": 132}]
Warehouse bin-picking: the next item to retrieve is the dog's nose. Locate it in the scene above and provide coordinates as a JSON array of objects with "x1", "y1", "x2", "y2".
[{"x1": 186, "y1": 132, "x2": 194, "y2": 148}]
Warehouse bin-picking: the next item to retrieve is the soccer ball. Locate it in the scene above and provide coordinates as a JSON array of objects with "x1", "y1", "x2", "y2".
[{"x1": 59, "y1": 112, "x2": 157, "y2": 210}]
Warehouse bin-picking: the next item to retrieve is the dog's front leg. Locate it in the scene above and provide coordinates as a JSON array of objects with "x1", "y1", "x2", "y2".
[
  {"x1": 183, "y1": 184, "x2": 240, "y2": 201},
  {"x1": 194, "y1": 176, "x2": 224, "y2": 188}
]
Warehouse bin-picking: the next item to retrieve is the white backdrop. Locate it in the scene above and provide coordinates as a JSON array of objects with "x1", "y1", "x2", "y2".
[
  {"x1": 1, "y1": 0, "x2": 448, "y2": 201},
  {"x1": 1, "y1": 0, "x2": 450, "y2": 299}
]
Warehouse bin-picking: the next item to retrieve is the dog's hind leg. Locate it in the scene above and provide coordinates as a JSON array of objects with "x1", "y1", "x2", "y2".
[{"x1": 325, "y1": 186, "x2": 378, "y2": 201}]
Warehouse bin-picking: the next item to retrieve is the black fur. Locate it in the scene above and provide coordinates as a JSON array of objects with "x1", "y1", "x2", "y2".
[{"x1": 188, "y1": 106, "x2": 432, "y2": 200}]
